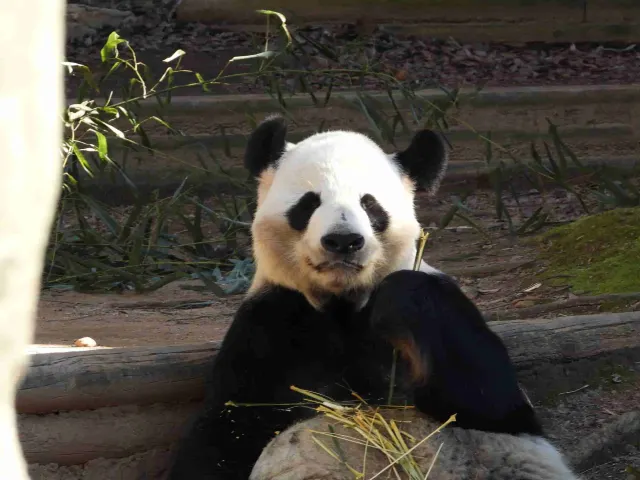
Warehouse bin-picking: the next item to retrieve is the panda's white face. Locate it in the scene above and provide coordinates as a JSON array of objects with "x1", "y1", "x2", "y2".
[
  {"x1": 251, "y1": 131, "x2": 421, "y2": 307},
  {"x1": 245, "y1": 117, "x2": 447, "y2": 309}
]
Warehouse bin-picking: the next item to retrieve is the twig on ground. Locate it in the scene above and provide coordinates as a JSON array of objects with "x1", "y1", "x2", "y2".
[
  {"x1": 485, "y1": 292, "x2": 640, "y2": 321},
  {"x1": 106, "y1": 300, "x2": 218, "y2": 310},
  {"x1": 558, "y1": 384, "x2": 590, "y2": 396}
]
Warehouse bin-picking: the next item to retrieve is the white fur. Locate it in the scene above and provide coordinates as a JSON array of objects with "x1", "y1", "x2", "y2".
[
  {"x1": 250, "y1": 130, "x2": 438, "y2": 308},
  {"x1": 258, "y1": 130, "x2": 418, "y2": 247},
  {"x1": 247, "y1": 130, "x2": 577, "y2": 479}
]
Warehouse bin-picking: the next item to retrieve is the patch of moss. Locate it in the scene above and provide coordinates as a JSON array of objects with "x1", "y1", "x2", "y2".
[{"x1": 536, "y1": 207, "x2": 640, "y2": 295}]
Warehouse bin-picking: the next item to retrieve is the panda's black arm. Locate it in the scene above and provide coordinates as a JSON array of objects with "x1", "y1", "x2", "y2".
[
  {"x1": 168, "y1": 289, "x2": 317, "y2": 480},
  {"x1": 370, "y1": 270, "x2": 543, "y2": 436}
]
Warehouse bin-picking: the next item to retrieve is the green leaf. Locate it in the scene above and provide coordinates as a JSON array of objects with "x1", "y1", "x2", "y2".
[
  {"x1": 543, "y1": 142, "x2": 562, "y2": 180},
  {"x1": 142, "y1": 271, "x2": 189, "y2": 293},
  {"x1": 94, "y1": 130, "x2": 108, "y2": 160},
  {"x1": 127, "y1": 221, "x2": 147, "y2": 286},
  {"x1": 454, "y1": 212, "x2": 492, "y2": 242},
  {"x1": 547, "y1": 121, "x2": 568, "y2": 173},
  {"x1": 147, "y1": 115, "x2": 175, "y2": 132},
  {"x1": 169, "y1": 177, "x2": 189, "y2": 205},
  {"x1": 94, "y1": 118, "x2": 125, "y2": 139},
  {"x1": 195, "y1": 72, "x2": 210, "y2": 92},
  {"x1": 490, "y1": 166, "x2": 504, "y2": 220},
  {"x1": 438, "y1": 203, "x2": 459, "y2": 230},
  {"x1": 516, "y1": 207, "x2": 546, "y2": 235},
  {"x1": 529, "y1": 142, "x2": 554, "y2": 179},
  {"x1": 135, "y1": 124, "x2": 152, "y2": 151},
  {"x1": 102, "y1": 60, "x2": 123, "y2": 84},
  {"x1": 298, "y1": 75, "x2": 317, "y2": 106},
  {"x1": 354, "y1": 93, "x2": 383, "y2": 144},
  {"x1": 102, "y1": 106, "x2": 119, "y2": 117},
  {"x1": 255, "y1": 9, "x2": 292, "y2": 44},
  {"x1": 194, "y1": 270, "x2": 228, "y2": 297},
  {"x1": 100, "y1": 31, "x2": 125, "y2": 63},
  {"x1": 78, "y1": 194, "x2": 120, "y2": 237},
  {"x1": 484, "y1": 132, "x2": 493, "y2": 165},
  {"x1": 117, "y1": 199, "x2": 145, "y2": 244},
  {"x1": 322, "y1": 79, "x2": 334, "y2": 107},
  {"x1": 71, "y1": 143, "x2": 94, "y2": 177},
  {"x1": 63, "y1": 63, "x2": 99, "y2": 92},
  {"x1": 451, "y1": 194, "x2": 473, "y2": 214}
]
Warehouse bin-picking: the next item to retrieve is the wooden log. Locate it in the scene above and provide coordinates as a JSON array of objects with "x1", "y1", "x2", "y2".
[
  {"x1": 19, "y1": 403, "x2": 198, "y2": 466},
  {"x1": 27, "y1": 446, "x2": 172, "y2": 480},
  {"x1": 18, "y1": 343, "x2": 219, "y2": 415},
  {"x1": 493, "y1": 311, "x2": 640, "y2": 367},
  {"x1": 17, "y1": 312, "x2": 640, "y2": 416}
]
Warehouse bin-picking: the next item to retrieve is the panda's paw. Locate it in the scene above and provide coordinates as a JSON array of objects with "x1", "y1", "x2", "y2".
[
  {"x1": 371, "y1": 269, "x2": 447, "y2": 328},
  {"x1": 369, "y1": 270, "x2": 441, "y2": 383},
  {"x1": 370, "y1": 268, "x2": 469, "y2": 336}
]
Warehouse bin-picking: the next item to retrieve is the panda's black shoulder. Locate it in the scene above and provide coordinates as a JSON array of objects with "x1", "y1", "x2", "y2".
[
  {"x1": 218, "y1": 286, "x2": 314, "y2": 349},
  {"x1": 214, "y1": 286, "x2": 362, "y2": 363}
]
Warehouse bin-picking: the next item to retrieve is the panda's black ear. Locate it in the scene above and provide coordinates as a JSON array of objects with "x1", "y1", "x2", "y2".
[
  {"x1": 394, "y1": 129, "x2": 448, "y2": 193},
  {"x1": 244, "y1": 115, "x2": 288, "y2": 177}
]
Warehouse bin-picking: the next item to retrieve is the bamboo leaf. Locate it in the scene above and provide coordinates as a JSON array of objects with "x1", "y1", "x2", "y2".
[
  {"x1": 163, "y1": 49, "x2": 186, "y2": 63},
  {"x1": 100, "y1": 31, "x2": 125, "y2": 62},
  {"x1": 454, "y1": 212, "x2": 492, "y2": 242},
  {"x1": 255, "y1": 9, "x2": 292, "y2": 44},
  {"x1": 516, "y1": 207, "x2": 546, "y2": 235},
  {"x1": 94, "y1": 130, "x2": 108, "y2": 160},
  {"x1": 142, "y1": 271, "x2": 189, "y2": 293},
  {"x1": 228, "y1": 51, "x2": 278, "y2": 63},
  {"x1": 71, "y1": 143, "x2": 94, "y2": 177},
  {"x1": 78, "y1": 194, "x2": 120, "y2": 237},
  {"x1": 438, "y1": 203, "x2": 459, "y2": 230}
]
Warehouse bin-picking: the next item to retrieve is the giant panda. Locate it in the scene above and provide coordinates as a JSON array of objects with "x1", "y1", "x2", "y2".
[{"x1": 167, "y1": 115, "x2": 577, "y2": 480}]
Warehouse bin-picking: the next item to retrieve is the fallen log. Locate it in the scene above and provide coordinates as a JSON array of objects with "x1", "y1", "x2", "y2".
[
  {"x1": 19, "y1": 403, "x2": 198, "y2": 466},
  {"x1": 18, "y1": 312, "x2": 640, "y2": 416},
  {"x1": 491, "y1": 311, "x2": 640, "y2": 367},
  {"x1": 18, "y1": 343, "x2": 219, "y2": 414},
  {"x1": 485, "y1": 292, "x2": 640, "y2": 321}
]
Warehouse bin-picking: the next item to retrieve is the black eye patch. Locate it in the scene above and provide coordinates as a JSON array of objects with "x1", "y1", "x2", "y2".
[
  {"x1": 287, "y1": 192, "x2": 322, "y2": 231},
  {"x1": 361, "y1": 194, "x2": 389, "y2": 233}
]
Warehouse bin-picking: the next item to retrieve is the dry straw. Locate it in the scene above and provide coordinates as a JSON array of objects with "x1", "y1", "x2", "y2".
[{"x1": 290, "y1": 385, "x2": 455, "y2": 480}]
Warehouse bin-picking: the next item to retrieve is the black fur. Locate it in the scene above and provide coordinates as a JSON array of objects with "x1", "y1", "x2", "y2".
[
  {"x1": 394, "y1": 129, "x2": 448, "y2": 191},
  {"x1": 244, "y1": 115, "x2": 448, "y2": 193},
  {"x1": 244, "y1": 115, "x2": 288, "y2": 177},
  {"x1": 286, "y1": 191, "x2": 322, "y2": 231},
  {"x1": 371, "y1": 270, "x2": 542, "y2": 435},
  {"x1": 168, "y1": 270, "x2": 542, "y2": 480},
  {"x1": 360, "y1": 193, "x2": 389, "y2": 233}
]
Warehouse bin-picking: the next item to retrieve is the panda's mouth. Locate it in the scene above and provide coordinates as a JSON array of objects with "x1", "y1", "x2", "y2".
[{"x1": 311, "y1": 259, "x2": 364, "y2": 273}]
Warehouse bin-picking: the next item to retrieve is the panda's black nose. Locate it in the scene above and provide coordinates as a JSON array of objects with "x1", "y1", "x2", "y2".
[{"x1": 321, "y1": 233, "x2": 365, "y2": 255}]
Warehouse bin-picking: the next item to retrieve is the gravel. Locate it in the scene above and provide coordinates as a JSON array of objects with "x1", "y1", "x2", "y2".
[{"x1": 65, "y1": 2, "x2": 640, "y2": 96}]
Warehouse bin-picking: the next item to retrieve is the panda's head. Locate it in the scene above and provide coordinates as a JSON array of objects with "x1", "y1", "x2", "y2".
[{"x1": 245, "y1": 115, "x2": 448, "y2": 309}]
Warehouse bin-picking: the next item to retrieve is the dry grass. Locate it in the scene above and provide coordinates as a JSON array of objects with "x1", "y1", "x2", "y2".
[{"x1": 291, "y1": 386, "x2": 456, "y2": 480}]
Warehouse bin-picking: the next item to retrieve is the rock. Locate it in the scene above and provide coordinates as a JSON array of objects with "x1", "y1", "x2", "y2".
[
  {"x1": 513, "y1": 299, "x2": 536, "y2": 309},
  {"x1": 74, "y1": 336, "x2": 98, "y2": 348},
  {"x1": 66, "y1": 4, "x2": 136, "y2": 44}
]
